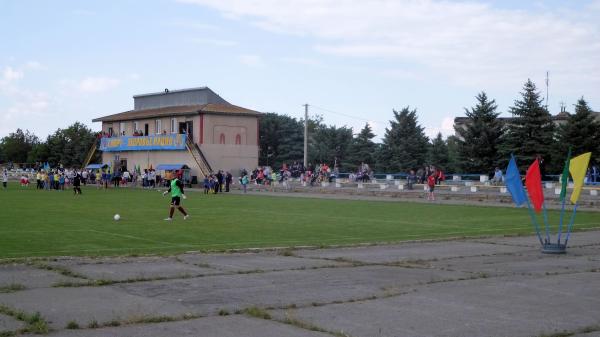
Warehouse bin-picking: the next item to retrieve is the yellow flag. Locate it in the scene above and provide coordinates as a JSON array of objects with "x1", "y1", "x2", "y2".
[{"x1": 569, "y1": 152, "x2": 592, "y2": 204}]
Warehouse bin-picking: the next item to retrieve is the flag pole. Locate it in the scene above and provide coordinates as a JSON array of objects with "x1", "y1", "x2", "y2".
[
  {"x1": 563, "y1": 203, "x2": 578, "y2": 247},
  {"x1": 542, "y1": 203, "x2": 551, "y2": 244},
  {"x1": 557, "y1": 195, "x2": 567, "y2": 244},
  {"x1": 525, "y1": 199, "x2": 544, "y2": 246}
]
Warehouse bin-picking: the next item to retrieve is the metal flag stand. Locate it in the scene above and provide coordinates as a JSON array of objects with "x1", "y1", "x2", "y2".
[{"x1": 505, "y1": 152, "x2": 590, "y2": 255}]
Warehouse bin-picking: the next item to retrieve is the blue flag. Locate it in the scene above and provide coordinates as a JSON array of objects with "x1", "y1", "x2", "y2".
[{"x1": 505, "y1": 155, "x2": 527, "y2": 206}]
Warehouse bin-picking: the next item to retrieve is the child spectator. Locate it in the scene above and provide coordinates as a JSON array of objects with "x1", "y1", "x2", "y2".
[{"x1": 427, "y1": 173, "x2": 436, "y2": 201}]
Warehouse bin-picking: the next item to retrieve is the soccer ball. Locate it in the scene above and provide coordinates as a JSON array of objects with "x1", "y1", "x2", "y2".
[{"x1": 114, "y1": 214, "x2": 120, "y2": 221}]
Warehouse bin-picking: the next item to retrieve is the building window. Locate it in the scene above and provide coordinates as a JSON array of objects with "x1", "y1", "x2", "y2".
[
  {"x1": 219, "y1": 133, "x2": 225, "y2": 144},
  {"x1": 120, "y1": 122, "x2": 126, "y2": 136},
  {"x1": 155, "y1": 120, "x2": 162, "y2": 134},
  {"x1": 235, "y1": 134, "x2": 241, "y2": 145},
  {"x1": 171, "y1": 118, "x2": 177, "y2": 133},
  {"x1": 133, "y1": 121, "x2": 139, "y2": 134},
  {"x1": 108, "y1": 127, "x2": 113, "y2": 137}
]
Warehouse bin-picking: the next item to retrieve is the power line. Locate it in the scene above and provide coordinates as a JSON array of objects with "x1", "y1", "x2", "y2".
[{"x1": 309, "y1": 104, "x2": 387, "y2": 125}]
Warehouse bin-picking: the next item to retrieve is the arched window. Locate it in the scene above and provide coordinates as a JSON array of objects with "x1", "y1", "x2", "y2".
[
  {"x1": 235, "y1": 134, "x2": 241, "y2": 145},
  {"x1": 219, "y1": 133, "x2": 225, "y2": 144}
]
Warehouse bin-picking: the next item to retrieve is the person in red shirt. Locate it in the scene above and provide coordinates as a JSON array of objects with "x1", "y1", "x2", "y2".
[{"x1": 427, "y1": 172, "x2": 436, "y2": 201}]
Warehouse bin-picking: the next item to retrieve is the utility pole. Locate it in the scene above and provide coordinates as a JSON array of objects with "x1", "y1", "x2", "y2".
[
  {"x1": 303, "y1": 103, "x2": 309, "y2": 168},
  {"x1": 545, "y1": 71, "x2": 549, "y2": 111}
]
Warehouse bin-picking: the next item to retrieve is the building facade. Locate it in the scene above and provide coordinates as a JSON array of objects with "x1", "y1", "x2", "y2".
[{"x1": 92, "y1": 87, "x2": 261, "y2": 178}]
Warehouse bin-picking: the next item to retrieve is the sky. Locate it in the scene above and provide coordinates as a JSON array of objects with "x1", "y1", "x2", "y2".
[{"x1": 1, "y1": 0, "x2": 600, "y2": 141}]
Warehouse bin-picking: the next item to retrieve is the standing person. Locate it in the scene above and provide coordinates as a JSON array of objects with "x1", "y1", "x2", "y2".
[
  {"x1": 73, "y1": 171, "x2": 82, "y2": 195},
  {"x1": 36, "y1": 170, "x2": 43, "y2": 189},
  {"x1": 162, "y1": 171, "x2": 189, "y2": 221},
  {"x1": 82, "y1": 170, "x2": 88, "y2": 186},
  {"x1": 2, "y1": 168, "x2": 7, "y2": 189},
  {"x1": 427, "y1": 172, "x2": 436, "y2": 201},
  {"x1": 203, "y1": 175, "x2": 210, "y2": 194},
  {"x1": 407, "y1": 170, "x2": 417, "y2": 190},
  {"x1": 216, "y1": 170, "x2": 224, "y2": 193},
  {"x1": 225, "y1": 171, "x2": 232, "y2": 192},
  {"x1": 240, "y1": 173, "x2": 249, "y2": 193},
  {"x1": 492, "y1": 167, "x2": 503, "y2": 185}
]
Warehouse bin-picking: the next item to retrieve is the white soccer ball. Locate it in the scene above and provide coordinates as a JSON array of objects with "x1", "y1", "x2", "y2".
[{"x1": 114, "y1": 214, "x2": 120, "y2": 221}]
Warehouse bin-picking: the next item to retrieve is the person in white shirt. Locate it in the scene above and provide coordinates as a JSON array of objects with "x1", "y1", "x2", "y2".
[{"x1": 2, "y1": 169, "x2": 8, "y2": 189}]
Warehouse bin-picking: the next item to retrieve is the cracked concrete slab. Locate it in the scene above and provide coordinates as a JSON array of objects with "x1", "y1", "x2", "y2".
[
  {"x1": 472, "y1": 230, "x2": 600, "y2": 248},
  {"x1": 0, "y1": 286, "x2": 193, "y2": 329},
  {"x1": 0, "y1": 313, "x2": 24, "y2": 333},
  {"x1": 429, "y1": 250, "x2": 600, "y2": 276},
  {"x1": 0, "y1": 264, "x2": 80, "y2": 289},
  {"x1": 49, "y1": 257, "x2": 216, "y2": 281},
  {"x1": 295, "y1": 241, "x2": 529, "y2": 263},
  {"x1": 48, "y1": 315, "x2": 331, "y2": 337},
  {"x1": 1, "y1": 231, "x2": 599, "y2": 337},
  {"x1": 177, "y1": 251, "x2": 349, "y2": 272},
  {"x1": 272, "y1": 272, "x2": 600, "y2": 337},
  {"x1": 117, "y1": 266, "x2": 469, "y2": 314}
]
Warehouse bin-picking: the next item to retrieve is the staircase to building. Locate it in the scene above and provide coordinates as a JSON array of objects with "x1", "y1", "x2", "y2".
[{"x1": 185, "y1": 136, "x2": 212, "y2": 178}]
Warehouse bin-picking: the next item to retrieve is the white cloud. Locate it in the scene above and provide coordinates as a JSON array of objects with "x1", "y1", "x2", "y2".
[
  {"x1": 425, "y1": 116, "x2": 455, "y2": 139},
  {"x1": 239, "y1": 54, "x2": 265, "y2": 67},
  {"x1": 25, "y1": 61, "x2": 44, "y2": 70},
  {"x1": 1, "y1": 66, "x2": 23, "y2": 83},
  {"x1": 179, "y1": 0, "x2": 600, "y2": 88},
  {"x1": 77, "y1": 77, "x2": 120, "y2": 93}
]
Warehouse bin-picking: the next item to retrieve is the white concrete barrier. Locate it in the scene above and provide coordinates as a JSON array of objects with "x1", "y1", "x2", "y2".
[
  {"x1": 500, "y1": 187, "x2": 508, "y2": 193},
  {"x1": 335, "y1": 182, "x2": 341, "y2": 188},
  {"x1": 453, "y1": 175, "x2": 460, "y2": 181},
  {"x1": 321, "y1": 181, "x2": 329, "y2": 187},
  {"x1": 545, "y1": 182, "x2": 554, "y2": 189},
  {"x1": 480, "y1": 175, "x2": 488, "y2": 183},
  {"x1": 554, "y1": 188, "x2": 561, "y2": 195},
  {"x1": 358, "y1": 183, "x2": 363, "y2": 189},
  {"x1": 380, "y1": 184, "x2": 387, "y2": 190},
  {"x1": 386, "y1": 174, "x2": 393, "y2": 180},
  {"x1": 465, "y1": 181, "x2": 474, "y2": 186},
  {"x1": 470, "y1": 186, "x2": 478, "y2": 192},
  {"x1": 302, "y1": 181, "x2": 307, "y2": 187},
  {"x1": 451, "y1": 186, "x2": 459, "y2": 192},
  {"x1": 398, "y1": 184, "x2": 404, "y2": 190},
  {"x1": 424, "y1": 185, "x2": 429, "y2": 191},
  {"x1": 394, "y1": 180, "x2": 400, "y2": 185},
  {"x1": 591, "y1": 190, "x2": 598, "y2": 196}
]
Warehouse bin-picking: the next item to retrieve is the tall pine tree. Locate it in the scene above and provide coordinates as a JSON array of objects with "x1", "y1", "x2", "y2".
[
  {"x1": 455, "y1": 92, "x2": 504, "y2": 173},
  {"x1": 377, "y1": 107, "x2": 429, "y2": 172},
  {"x1": 345, "y1": 123, "x2": 377, "y2": 171},
  {"x1": 557, "y1": 98, "x2": 600, "y2": 160},
  {"x1": 428, "y1": 132, "x2": 449, "y2": 171},
  {"x1": 502, "y1": 79, "x2": 556, "y2": 172}
]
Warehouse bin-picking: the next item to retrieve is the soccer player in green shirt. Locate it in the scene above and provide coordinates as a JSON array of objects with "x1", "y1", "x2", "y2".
[{"x1": 162, "y1": 171, "x2": 189, "y2": 221}]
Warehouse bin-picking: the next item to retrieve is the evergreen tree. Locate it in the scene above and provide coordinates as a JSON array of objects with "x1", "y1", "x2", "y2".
[
  {"x1": 377, "y1": 107, "x2": 429, "y2": 172},
  {"x1": 259, "y1": 113, "x2": 304, "y2": 167},
  {"x1": 445, "y1": 135, "x2": 461, "y2": 173},
  {"x1": 455, "y1": 92, "x2": 504, "y2": 173},
  {"x1": 557, "y1": 98, "x2": 600, "y2": 160},
  {"x1": 502, "y1": 79, "x2": 556, "y2": 172},
  {"x1": 428, "y1": 132, "x2": 449, "y2": 170},
  {"x1": 345, "y1": 123, "x2": 377, "y2": 172},
  {"x1": 309, "y1": 124, "x2": 353, "y2": 170}
]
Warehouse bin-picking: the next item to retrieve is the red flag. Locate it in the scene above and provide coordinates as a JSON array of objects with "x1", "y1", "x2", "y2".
[{"x1": 525, "y1": 159, "x2": 544, "y2": 213}]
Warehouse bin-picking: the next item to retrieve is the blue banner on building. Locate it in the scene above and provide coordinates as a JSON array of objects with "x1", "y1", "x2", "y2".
[{"x1": 100, "y1": 134, "x2": 187, "y2": 152}]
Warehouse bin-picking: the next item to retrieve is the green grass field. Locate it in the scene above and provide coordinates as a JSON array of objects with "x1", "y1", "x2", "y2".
[{"x1": 0, "y1": 185, "x2": 598, "y2": 258}]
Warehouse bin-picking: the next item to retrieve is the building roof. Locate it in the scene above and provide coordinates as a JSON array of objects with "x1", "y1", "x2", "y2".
[{"x1": 92, "y1": 103, "x2": 262, "y2": 122}]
